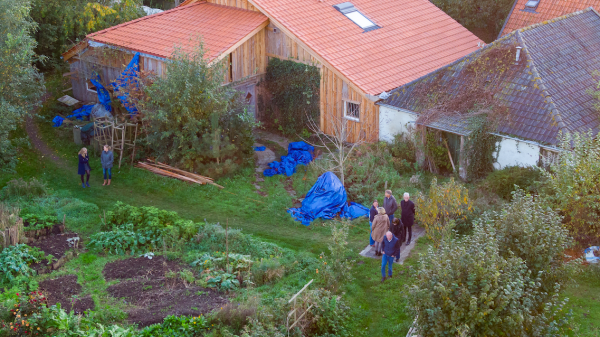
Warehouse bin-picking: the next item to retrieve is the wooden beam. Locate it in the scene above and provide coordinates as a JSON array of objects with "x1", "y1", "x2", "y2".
[
  {"x1": 247, "y1": 0, "x2": 372, "y2": 96},
  {"x1": 209, "y1": 20, "x2": 269, "y2": 66},
  {"x1": 62, "y1": 40, "x2": 89, "y2": 62},
  {"x1": 62, "y1": 87, "x2": 73, "y2": 92}
]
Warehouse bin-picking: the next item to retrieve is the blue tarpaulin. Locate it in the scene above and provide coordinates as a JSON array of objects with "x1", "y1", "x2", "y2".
[
  {"x1": 111, "y1": 52, "x2": 139, "y2": 115},
  {"x1": 91, "y1": 75, "x2": 112, "y2": 112},
  {"x1": 264, "y1": 141, "x2": 314, "y2": 177},
  {"x1": 254, "y1": 146, "x2": 266, "y2": 151},
  {"x1": 67, "y1": 104, "x2": 94, "y2": 120},
  {"x1": 287, "y1": 171, "x2": 369, "y2": 226},
  {"x1": 52, "y1": 116, "x2": 65, "y2": 127}
]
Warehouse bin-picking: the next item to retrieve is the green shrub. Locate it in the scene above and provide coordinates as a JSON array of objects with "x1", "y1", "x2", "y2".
[
  {"x1": 87, "y1": 225, "x2": 163, "y2": 255},
  {"x1": 21, "y1": 214, "x2": 57, "y2": 232},
  {"x1": 251, "y1": 259, "x2": 285, "y2": 286},
  {"x1": 389, "y1": 132, "x2": 417, "y2": 163},
  {"x1": 1, "y1": 178, "x2": 47, "y2": 201},
  {"x1": 140, "y1": 315, "x2": 208, "y2": 336},
  {"x1": 0, "y1": 244, "x2": 45, "y2": 287},
  {"x1": 408, "y1": 190, "x2": 576, "y2": 336},
  {"x1": 317, "y1": 222, "x2": 354, "y2": 292},
  {"x1": 344, "y1": 143, "x2": 403, "y2": 205},
  {"x1": 260, "y1": 58, "x2": 320, "y2": 136},
  {"x1": 481, "y1": 165, "x2": 542, "y2": 200},
  {"x1": 304, "y1": 289, "x2": 352, "y2": 337},
  {"x1": 214, "y1": 302, "x2": 257, "y2": 333}
]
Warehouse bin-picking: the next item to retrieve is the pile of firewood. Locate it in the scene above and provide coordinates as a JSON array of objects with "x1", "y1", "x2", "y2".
[{"x1": 136, "y1": 159, "x2": 224, "y2": 189}]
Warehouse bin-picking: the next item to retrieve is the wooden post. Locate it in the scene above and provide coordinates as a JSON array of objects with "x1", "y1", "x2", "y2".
[
  {"x1": 443, "y1": 139, "x2": 456, "y2": 172},
  {"x1": 63, "y1": 214, "x2": 66, "y2": 226},
  {"x1": 225, "y1": 219, "x2": 229, "y2": 271}
]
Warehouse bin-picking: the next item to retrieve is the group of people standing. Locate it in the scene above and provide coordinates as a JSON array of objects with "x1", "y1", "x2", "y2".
[
  {"x1": 369, "y1": 190, "x2": 415, "y2": 282},
  {"x1": 77, "y1": 145, "x2": 114, "y2": 188}
]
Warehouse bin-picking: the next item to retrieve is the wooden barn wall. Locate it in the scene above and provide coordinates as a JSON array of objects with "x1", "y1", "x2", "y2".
[
  {"x1": 206, "y1": 0, "x2": 261, "y2": 11},
  {"x1": 265, "y1": 23, "x2": 321, "y2": 67},
  {"x1": 230, "y1": 27, "x2": 266, "y2": 82},
  {"x1": 140, "y1": 56, "x2": 167, "y2": 77}
]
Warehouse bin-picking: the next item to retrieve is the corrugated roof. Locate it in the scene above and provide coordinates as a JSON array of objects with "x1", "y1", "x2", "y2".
[
  {"x1": 249, "y1": 0, "x2": 483, "y2": 95},
  {"x1": 499, "y1": 0, "x2": 600, "y2": 37},
  {"x1": 85, "y1": 1, "x2": 268, "y2": 61},
  {"x1": 380, "y1": 9, "x2": 600, "y2": 145}
]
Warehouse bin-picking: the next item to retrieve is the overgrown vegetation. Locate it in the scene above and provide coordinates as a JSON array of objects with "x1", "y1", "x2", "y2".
[
  {"x1": 0, "y1": 178, "x2": 47, "y2": 201},
  {"x1": 481, "y1": 165, "x2": 542, "y2": 200},
  {"x1": 0, "y1": 244, "x2": 45, "y2": 287},
  {"x1": 463, "y1": 113, "x2": 501, "y2": 180},
  {"x1": 540, "y1": 131, "x2": 600, "y2": 245},
  {"x1": 0, "y1": 0, "x2": 45, "y2": 173},
  {"x1": 127, "y1": 41, "x2": 257, "y2": 178},
  {"x1": 259, "y1": 58, "x2": 320, "y2": 137},
  {"x1": 409, "y1": 190, "x2": 577, "y2": 336}
]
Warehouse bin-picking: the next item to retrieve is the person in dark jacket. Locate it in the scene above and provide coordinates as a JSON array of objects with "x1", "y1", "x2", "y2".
[
  {"x1": 380, "y1": 231, "x2": 399, "y2": 282},
  {"x1": 369, "y1": 200, "x2": 379, "y2": 246},
  {"x1": 78, "y1": 147, "x2": 91, "y2": 188},
  {"x1": 101, "y1": 145, "x2": 114, "y2": 186},
  {"x1": 384, "y1": 190, "x2": 398, "y2": 224},
  {"x1": 391, "y1": 218, "x2": 405, "y2": 262},
  {"x1": 401, "y1": 192, "x2": 416, "y2": 245}
]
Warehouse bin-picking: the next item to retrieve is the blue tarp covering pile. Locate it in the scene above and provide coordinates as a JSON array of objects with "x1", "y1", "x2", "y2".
[
  {"x1": 264, "y1": 141, "x2": 314, "y2": 177},
  {"x1": 55, "y1": 74, "x2": 113, "y2": 127},
  {"x1": 111, "y1": 53, "x2": 140, "y2": 115},
  {"x1": 287, "y1": 171, "x2": 370, "y2": 226}
]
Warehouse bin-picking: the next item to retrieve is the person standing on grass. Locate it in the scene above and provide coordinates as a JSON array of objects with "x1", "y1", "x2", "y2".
[
  {"x1": 391, "y1": 218, "x2": 404, "y2": 262},
  {"x1": 401, "y1": 192, "x2": 416, "y2": 245},
  {"x1": 369, "y1": 200, "x2": 379, "y2": 246},
  {"x1": 101, "y1": 145, "x2": 114, "y2": 186},
  {"x1": 384, "y1": 190, "x2": 398, "y2": 224},
  {"x1": 371, "y1": 207, "x2": 389, "y2": 256},
  {"x1": 78, "y1": 147, "x2": 91, "y2": 188},
  {"x1": 380, "y1": 231, "x2": 399, "y2": 282}
]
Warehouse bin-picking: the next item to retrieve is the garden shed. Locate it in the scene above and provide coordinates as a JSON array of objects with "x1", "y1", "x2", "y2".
[
  {"x1": 378, "y1": 9, "x2": 600, "y2": 178},
  {"x1": 63, "y1": 0, "x2": 483, "y2": 141}
]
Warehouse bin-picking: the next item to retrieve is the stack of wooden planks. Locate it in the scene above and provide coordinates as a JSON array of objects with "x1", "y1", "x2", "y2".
[{"x1": 136, "y1": 159, "x2": 224, "y2": 189}]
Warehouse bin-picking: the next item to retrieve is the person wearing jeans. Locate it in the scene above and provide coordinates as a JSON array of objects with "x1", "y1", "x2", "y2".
[
  {"x1": 384, "y1": 190, "x2": 398, "y2": 225},
  {"x1": 380, "y1": 231, "x2": 399, "y2": 282},
  {"x1": 369, "y1": 200, "x2": 379, "y2": 246},
  {"x1": 101, "y1": 145, "x2": 114, "y2": 186}
]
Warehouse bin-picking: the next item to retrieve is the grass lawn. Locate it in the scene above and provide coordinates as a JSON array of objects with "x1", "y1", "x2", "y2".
[{"x1": 3, "y1": 109, "x2": 600, "y2": 335}]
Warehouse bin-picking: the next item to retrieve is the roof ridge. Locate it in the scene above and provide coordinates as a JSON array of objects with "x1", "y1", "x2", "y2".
[
  {"x1": 515, "y1": 30, "x2": 566, "y2": 133},
  {"x1": 516, "y1": 7, "x2": 593, "y2": 35},
  {"x1": 88, "y1": 1, "x2": 209, "y2": 39}
]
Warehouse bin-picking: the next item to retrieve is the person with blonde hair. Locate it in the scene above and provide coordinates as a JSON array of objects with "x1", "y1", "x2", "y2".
[
  {"x1": 78, "y1": 147, "x2": 91, "y2": 188},
  {"x1": 101, "y1": 144, "x2": 114, "y2": 186}
]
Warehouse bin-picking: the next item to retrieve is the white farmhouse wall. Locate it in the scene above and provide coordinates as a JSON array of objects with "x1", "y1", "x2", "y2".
[
  {"x1": 493, "y1": 137, "x2": 540, "y2": 169},
  {"x1": 378, "y1": 105, "x2": 418, "y2": 142}
]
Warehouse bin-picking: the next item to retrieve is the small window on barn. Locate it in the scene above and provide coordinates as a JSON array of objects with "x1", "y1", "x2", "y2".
[
  {"x1": 344, "y1": 101, "x2": 360, "y2": 122},
  {"x1": 524, "y1": 0, "x2": 540, "y2": 10},
  {"x1": 333, "y1": 2, "x2": 379, "y2": 32},
  {"x1": 86, "y1": 80, "x2": 97, "y2": 93}
]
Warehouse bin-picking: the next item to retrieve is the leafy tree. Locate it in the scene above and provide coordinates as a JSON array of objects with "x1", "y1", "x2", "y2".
[
  {"x1": 430, "y1": 0, "x2": 514, "y2": 41},
  {"x1": 539, "y1": 131, "x2": 600, "y2": 244},
  {"x1": 30, "y1": 0, "x2": 143, "y2": 69},
  {"x1": 0, "y1": 0, "x2": 45, "y2": 172},
  {"x1": 132, "y1": 40, "x2": 256, "y2": 177},
  {"x1": 416, "y1": 177, "x2": 472, "y2": 248},
  {"x1": 408, "y1": 191, "x2": 576, "y2": 336}
]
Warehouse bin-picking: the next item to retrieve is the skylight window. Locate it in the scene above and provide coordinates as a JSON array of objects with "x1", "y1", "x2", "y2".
[
  {"x1": 524, "y1": 0, "x2": 540, "y2": 9},
  {"x1": 333, "y1": 2, "x2": 379, "y2": 32}
]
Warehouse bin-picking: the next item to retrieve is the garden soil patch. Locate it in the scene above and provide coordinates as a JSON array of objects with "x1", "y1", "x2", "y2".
[
  {"x1": 104, "y1": 256, "x2": 228, "y2": 327},
  {"x1": 30, "y1": 233, "x2": 79, "y2": 259},
  {"x1": 39, "y1": 275, "x2": 95, "y2": 314}
]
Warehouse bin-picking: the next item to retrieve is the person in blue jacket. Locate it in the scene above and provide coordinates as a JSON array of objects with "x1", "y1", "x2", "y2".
[
  {"x1": 78, "y1": 147, "x2": 91, "y2": 188},
  {"x1": 101, "y1": 145, "x2": 114, "y2": 186},
  {"x1": 380, "y1": 231, "x2": 399, "y2": 282}
]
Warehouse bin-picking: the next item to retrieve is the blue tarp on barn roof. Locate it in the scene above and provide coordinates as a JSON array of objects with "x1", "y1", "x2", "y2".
[{"x1": 287, "y1": 171, "x2": 369, "y2": 226}]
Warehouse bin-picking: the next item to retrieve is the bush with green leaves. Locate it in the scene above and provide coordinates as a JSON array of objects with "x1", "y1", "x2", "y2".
[
  {"x1": 140, "y1": 314, "x2": 208, "y2": 336},
  {"x1": 0, "y1": 178, "x2": 47, "y2": 201},
  {"x1": 539, "y1": 131, "x2": 600, "y2": 244},
  {"x1": 260, "y1": 58, "x2": 320, "y2": 137},
  {"x1": 0, "y1": 244, "x2": 45, "y2": 287},
  {"x1": 87, "y1": 224, "x2": 163, "y2": 255},
  {"x1": 251, "y1": 258, "x2": 285, "y2": 286},
  {"x1": 0, "y1": 0, "x2": 45, "y2": 173},
  {"x1": 481, "y1": 165, "x2": 542, "y2": 200},
  {"x1": 408, "y1": 190, "x2": 576, "y2": 336},
  {"x1": 344, "y1": 143, "x2": 403, "y2": 205},
  {"x1": 127, "y1": 40, "x2": 256, "y2": 178},
  {"x1": 317, "y1": 222, "x2": 354, "y2": 292},
  {"x1": 21, "y1": 214, "x2": 57, "y2": 232}
]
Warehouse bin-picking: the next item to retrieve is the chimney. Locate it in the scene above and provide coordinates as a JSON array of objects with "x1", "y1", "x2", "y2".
[{"x1": 516, "y1": 46, "x2": 522, "y2": 62}]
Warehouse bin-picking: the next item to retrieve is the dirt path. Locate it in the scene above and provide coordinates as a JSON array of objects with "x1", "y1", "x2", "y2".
[{"x1": 25, "y1": 117, "x2": 65, "y2": 166}]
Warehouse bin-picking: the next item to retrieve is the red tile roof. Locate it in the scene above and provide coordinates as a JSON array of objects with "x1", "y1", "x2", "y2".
[
  {"x1": 250, "y1": 0, "x2": 482, "y2": 94},
  {"x1": 86, "y1": 2, "x2": 268, "y2": 61},
  {"x1": 500, "y1": 0, "x2": 600, "y2": 37}
]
